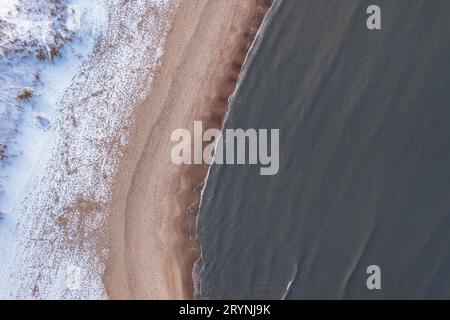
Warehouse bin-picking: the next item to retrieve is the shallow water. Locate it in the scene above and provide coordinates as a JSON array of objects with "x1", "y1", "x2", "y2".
[{"x1": 198, "y1": 0, "x2": 450, "y2": 299}]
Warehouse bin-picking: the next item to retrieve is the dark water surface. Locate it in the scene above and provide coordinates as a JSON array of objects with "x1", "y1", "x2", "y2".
[{"x1": 197, "y1": 0, "x2": 450, "y2": 299}]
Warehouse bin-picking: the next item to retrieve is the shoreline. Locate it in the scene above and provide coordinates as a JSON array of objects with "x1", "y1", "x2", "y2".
[{"x1": 103, "y1": 0, "x2": 272, "y2": 299}]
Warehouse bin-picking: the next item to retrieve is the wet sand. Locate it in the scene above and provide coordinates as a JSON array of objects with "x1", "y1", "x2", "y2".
[{"x1": 103, "y1": 0, "x2": 272, "y2": 299}]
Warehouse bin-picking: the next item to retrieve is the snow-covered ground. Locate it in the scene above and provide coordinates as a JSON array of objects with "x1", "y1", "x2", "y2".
[
  {"x1": 0, "y1": 0, "x2": 178, "y2": 299},
  {"x1": 0, "y1": 0, "x2": 102, "y2": 214}
]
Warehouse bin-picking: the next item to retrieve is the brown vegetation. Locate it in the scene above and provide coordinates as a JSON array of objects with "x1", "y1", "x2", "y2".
[
  {"x1": 17, "y1": 89, "x2": 33, "y2": 100},
  {"x1": 0, "y1": 143, "x2": 6, "y2": 160}
]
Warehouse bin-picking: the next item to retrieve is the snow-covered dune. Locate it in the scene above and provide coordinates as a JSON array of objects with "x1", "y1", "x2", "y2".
[{"x1": 0, "y1": 0, "x2": 177, "y2": 299}]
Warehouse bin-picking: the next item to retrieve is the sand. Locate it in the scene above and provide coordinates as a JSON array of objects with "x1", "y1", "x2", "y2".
[{"x1": 103, "y1": 0, "x2": 272, "y2": 299}]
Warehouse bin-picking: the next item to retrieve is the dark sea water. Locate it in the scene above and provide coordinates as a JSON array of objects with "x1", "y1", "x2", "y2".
[{"x1": 197, "y1": 0, "x2": 450, "y2": 299}]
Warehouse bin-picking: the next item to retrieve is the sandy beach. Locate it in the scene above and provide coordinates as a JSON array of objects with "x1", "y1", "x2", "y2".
[{"x1": 103, "y1": 0, "x2": 271, "y2": 299}]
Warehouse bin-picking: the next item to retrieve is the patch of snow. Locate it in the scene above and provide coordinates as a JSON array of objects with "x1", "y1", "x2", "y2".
[{"x1": 0, "y1": 0, "x2": 178, "y2": 299}]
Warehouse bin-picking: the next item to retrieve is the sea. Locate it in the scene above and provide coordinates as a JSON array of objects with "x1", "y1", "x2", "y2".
[{"x1": 197, "y1": 0, "x2": 450, "y2": 299}]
